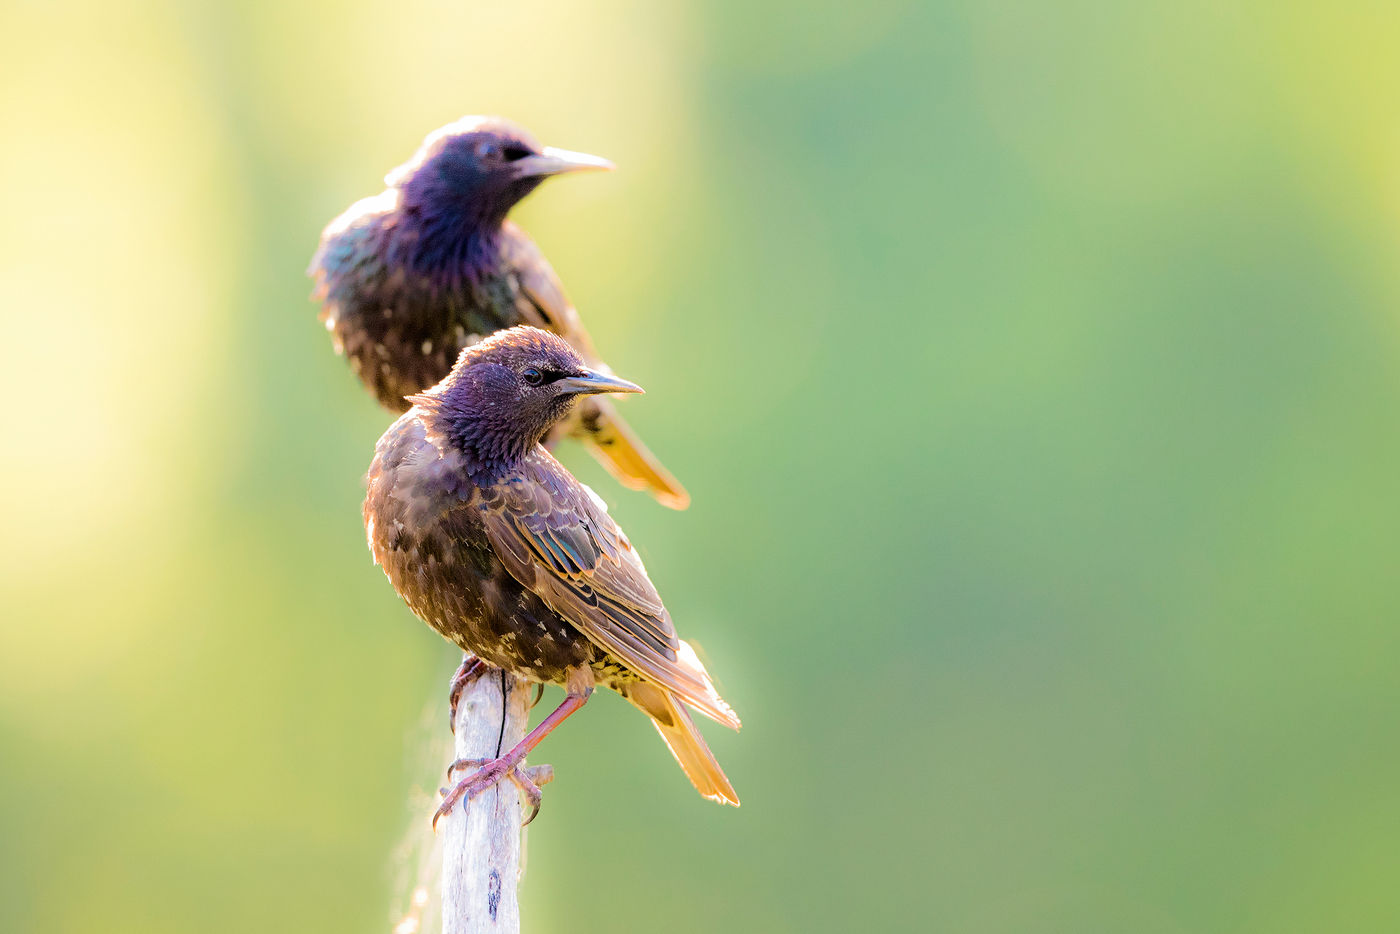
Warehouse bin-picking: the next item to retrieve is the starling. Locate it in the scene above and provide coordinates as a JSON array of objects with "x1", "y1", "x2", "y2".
[
  {"x1": 312, "y1": 116, "x2": 689, "y2": 509},
  {"x1": 364, "y1": 327, "x2": 739, "y2": 821}
]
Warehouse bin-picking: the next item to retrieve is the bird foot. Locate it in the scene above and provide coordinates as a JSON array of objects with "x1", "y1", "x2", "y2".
[
  {"x1": 447, "y1": 655, "x2": 489, "y2": 733},
  {"x1": 433, "y1": 757, "x2": 555, "y2": 829}
]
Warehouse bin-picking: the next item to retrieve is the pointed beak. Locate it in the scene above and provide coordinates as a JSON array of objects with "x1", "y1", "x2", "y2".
[
  {"x1": 553, "y1": 368, "x2": 644, "y2": 396},
  {"x1": 515, "y1": 146, "x2": 616, "y2": 178}
]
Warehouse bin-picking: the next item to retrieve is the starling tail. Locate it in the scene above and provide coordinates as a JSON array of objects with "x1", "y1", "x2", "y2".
[
  {"x1": 572, "y1": 396, "x2": 690, "y2": 510},
  {"x1": 623, "y1": 680, "x2": 739, "y2": 806}
]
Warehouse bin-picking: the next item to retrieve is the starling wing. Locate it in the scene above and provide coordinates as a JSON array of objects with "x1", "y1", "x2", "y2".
[{"x1": 477, "y1": 449, "x2": 735, "y2": 731}]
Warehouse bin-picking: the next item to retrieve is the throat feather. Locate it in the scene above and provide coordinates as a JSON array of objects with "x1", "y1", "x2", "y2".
[{"x1": 398, "y1": 207, "x2": 503, "y2": 292}]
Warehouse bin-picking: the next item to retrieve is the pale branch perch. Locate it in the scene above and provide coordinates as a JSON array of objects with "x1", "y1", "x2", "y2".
[{"x1": 440, "y1": 661, "x2": 551, "y2": 934}]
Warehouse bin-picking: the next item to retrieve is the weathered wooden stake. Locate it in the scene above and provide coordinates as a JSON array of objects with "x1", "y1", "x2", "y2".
[{"x1": 440, "y1": 664, "x2": 547, "y2": 934}]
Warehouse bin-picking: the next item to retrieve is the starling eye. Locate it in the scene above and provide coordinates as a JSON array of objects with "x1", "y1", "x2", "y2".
[
  {"x1": 522, "y1": 367, "x2": 544, "y2": 386},
  {"x1": 474, "y1": 140, "x2": 500, "y2": 160}
]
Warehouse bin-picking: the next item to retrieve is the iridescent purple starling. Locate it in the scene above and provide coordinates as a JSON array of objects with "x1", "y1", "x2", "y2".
[
  {"x1": 364, "y1": 327, "x2": 739, "y2": 820},
  {"x1": 312, "y1": 116, "x2": 689, "y2": 509}
]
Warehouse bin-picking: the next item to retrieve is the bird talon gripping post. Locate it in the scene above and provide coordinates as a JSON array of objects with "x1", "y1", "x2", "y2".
[
  {"x1": 432, "y1": 754, "x2": 553, "y2": 830},
  {"x1": 516, "y1": 780, "x2": 544, "y2": 827},
  {"x1": 445, "y1": 757, "x2": 489, "y2": 781}
]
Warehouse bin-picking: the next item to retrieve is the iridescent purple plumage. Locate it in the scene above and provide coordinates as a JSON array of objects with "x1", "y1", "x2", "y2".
[{"x1": 310, "y1": 116, "x2": 690, "y2": 509}]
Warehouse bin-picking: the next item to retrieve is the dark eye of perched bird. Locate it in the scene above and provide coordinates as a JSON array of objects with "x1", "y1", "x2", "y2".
[
  {"x1": 470, "y1": 138, "x2": 533, "y2": 166},
  {"x1": 522, "y1": 366, "x2": 544, "y2": 386}
]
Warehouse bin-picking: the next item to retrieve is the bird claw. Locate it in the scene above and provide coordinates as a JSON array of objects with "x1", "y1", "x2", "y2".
[
  {"x1": 447, "y1": 656, "x2": 488, "y2": 733},
  {"x1": 445, "y1": 756, "x2": 490, "y2": 781},
  {"x1": 516, "y1": 764, "x2": 554, "y2": 826},
  {"x1": 433, "y1": 758, "x2": 555, "y2": 830}
]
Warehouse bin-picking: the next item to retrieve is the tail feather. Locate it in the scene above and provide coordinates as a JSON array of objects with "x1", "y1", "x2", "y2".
[
  {"x1": 572, "y1": 396, "x2": 690, "y2": 510},
  {"x1": 625, "y1": 682, "x2": 739, "y2": 807}
]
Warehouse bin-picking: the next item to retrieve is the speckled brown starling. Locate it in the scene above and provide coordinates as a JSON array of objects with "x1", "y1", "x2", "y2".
[
  {"x1": 311, "y1": 116, "x2": 688, "y2": 509},
  {"x1": 364, "y1": 327, "x2": 738, "y2": 821}
]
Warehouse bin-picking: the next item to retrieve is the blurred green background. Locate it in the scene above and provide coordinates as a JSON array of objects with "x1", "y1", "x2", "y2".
[{"x1": 4, "y1": 1, "x2": 1400, "y2": 931}]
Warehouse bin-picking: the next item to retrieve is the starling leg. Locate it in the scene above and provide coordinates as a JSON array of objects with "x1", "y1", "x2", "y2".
[
  {"x1": 447, "y1": 654, "x2": 489, "y2": 733},
  {"x1": 440, "y1": 758, "x2": 555, "y2": 825},
  {"x1": 432, "y1": 688, "x2": 591, "y2": 829}
]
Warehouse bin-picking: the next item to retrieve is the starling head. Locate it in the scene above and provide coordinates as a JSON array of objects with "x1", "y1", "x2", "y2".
[
  {"x1": 386, "y1": 116, "x2": 614, "y2": 227},
  {"x1": 412, "y1": 327, "x2": 642, "y2": 477}
]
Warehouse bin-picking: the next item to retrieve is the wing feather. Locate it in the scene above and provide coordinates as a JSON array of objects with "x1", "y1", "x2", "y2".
[{"x1": 478, "y1": 450, "x2": 738, "y2": 729}]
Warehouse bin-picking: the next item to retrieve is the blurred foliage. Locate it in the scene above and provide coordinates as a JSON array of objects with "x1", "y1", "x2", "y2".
[{"x1": 3, "y1": 1, "x2": 1400, "y2": 931}]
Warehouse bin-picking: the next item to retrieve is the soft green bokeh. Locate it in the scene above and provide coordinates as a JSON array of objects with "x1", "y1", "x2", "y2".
[{"x1": 3, "y1": 1, "x2": 1399, "y2": 931}]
